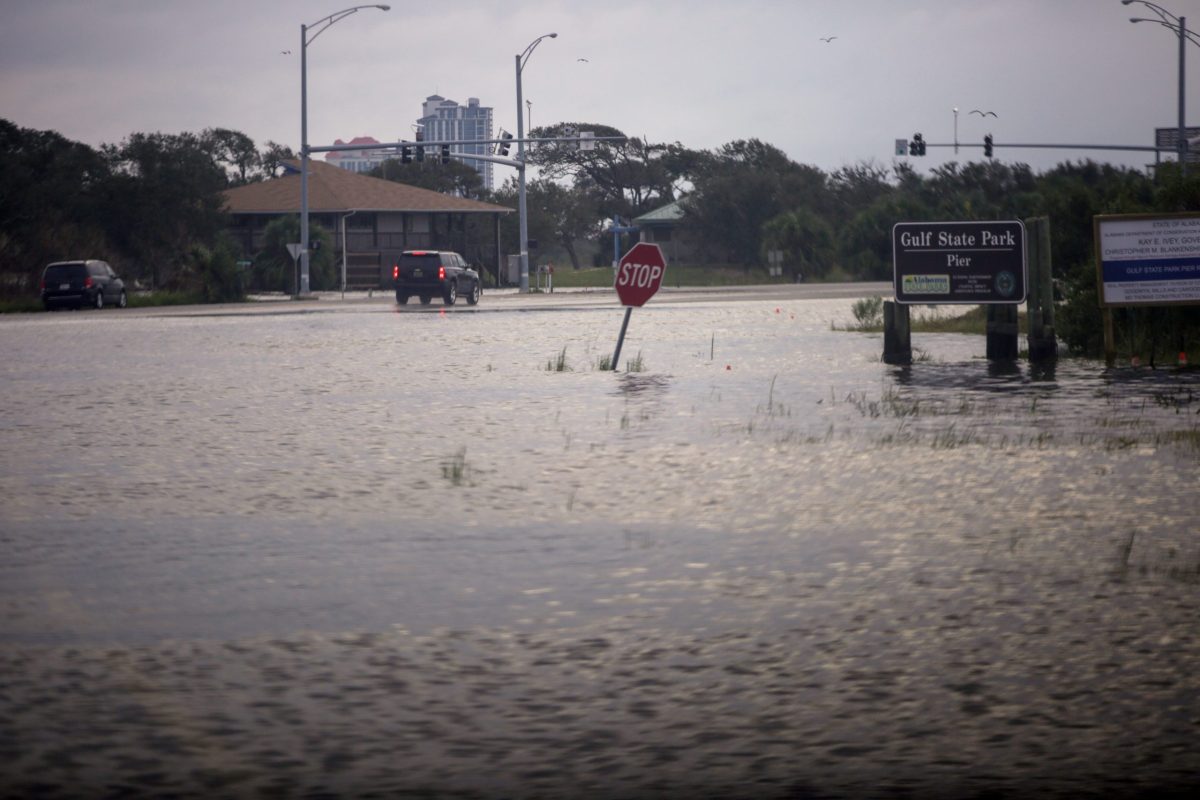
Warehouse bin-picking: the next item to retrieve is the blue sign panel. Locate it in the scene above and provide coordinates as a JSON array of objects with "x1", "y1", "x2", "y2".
[{"x1": 1096, "y1": 214, "x2": 1200, "y2": 306}]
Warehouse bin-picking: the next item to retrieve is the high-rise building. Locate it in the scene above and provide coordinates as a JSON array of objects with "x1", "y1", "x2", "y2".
[{"x1": 417, "y1": 95, "x2": 494, "y2": 191}]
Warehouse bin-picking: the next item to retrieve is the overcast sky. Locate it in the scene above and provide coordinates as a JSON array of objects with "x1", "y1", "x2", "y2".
[{"x1": 1, "y1": 0, "x2": 1195, "y2": 177}]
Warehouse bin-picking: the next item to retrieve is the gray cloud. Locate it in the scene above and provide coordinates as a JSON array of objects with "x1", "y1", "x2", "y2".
[{"x1": 0, "y1": 0, "x2": 1190, "y2": 174}]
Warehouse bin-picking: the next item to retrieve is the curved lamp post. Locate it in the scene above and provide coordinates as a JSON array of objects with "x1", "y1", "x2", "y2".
[
  {"x1": 300, "y1": 4, "x2": 390, "y2": 296},
  {"x1": 515, "y1": 32, "x2": 556, "y2": 293},
  {"x1": 1123, "y1": 0, "x2": 1199, "y2": 176}
]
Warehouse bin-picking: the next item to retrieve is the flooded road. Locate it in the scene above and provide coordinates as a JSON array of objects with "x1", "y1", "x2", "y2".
[{"x1": 2, "y1": 291, "x2": 1198, "y2": 798}]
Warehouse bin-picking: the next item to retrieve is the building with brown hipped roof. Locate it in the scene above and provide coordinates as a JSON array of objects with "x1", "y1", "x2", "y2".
[{"x1": 222, "y1": 160, "x2": 513, "y2": 288}]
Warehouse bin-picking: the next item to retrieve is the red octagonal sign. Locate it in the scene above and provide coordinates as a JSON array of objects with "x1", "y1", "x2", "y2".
[{"x1": 614, "y1": 242, "x2": 667, "y2": 307}]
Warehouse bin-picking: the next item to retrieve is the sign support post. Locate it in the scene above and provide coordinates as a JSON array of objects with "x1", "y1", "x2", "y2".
[
  {"x1": 286, "y1": 242, "x2": 304, "y2": 297},
  {"x1": 611, "y1": 307, "x2": 634, "y2": 370},
  {"x1": 882, "y1": 301, "x2": 911, "y2": 365}
]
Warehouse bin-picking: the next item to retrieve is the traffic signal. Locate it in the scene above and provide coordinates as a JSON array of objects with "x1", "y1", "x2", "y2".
[
  {"x1": 415, "y1": 145, "x2": 425, "y2": 163},
  {"x1": 401, "y1": 146, "x2": 411, "y2": 164},
  {"x1": 498, "y1": 131, "x2": 512, "y2": 157},
  {"x1": 984, "y1": 134, "x2": 994, "y2": 158},
  {"x1": 440, "y1": 144, "x2": 451, "y2": 164},
  {"x1": 911, "y1": 133, "x2": 926, "y2": 156}
]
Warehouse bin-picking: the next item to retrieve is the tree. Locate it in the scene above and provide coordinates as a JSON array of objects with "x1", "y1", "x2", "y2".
[
  {"x1": 762, "y1": 208, "x2": 834, "y2": 280},
  {"x1": 490, "y1": 178, "x2": 602, "y2": 271},
  {"x1": 259, "y1": 141, "x2": 296, "y2": 180},
  {"x1": 181, "y1": 235, "x2": 245, "y2": 302},
  {"x1": 527, "y1": 179, "x2": 601, "y2": 270},
  {"x1": 527, "y1": 123, "x2": 685, "y2": 217},
  {"x1": 371, "y1": 157, "x2": 484, "y2": 199},
  {"x1": 836, "y1": 193, "x2": 932, "y2": 280},
  {"x1": 0, "y1": 119, "x2": 112, "y2": 295},
  {"x1": 681, "y1": 140, "x2": 825, "y2": 268},
  {"x1": 827, "y1": 162, "x2": 893, "y2": 223},
  {"x1": 202, "y1": 127, "x2": 260, "y2": 186},
  {"x1": 252, "y1": 216, "x2": 334, "y2": 293},
  {"x1": 101, "y1": 131, "x2": 229, "y2": 289}
]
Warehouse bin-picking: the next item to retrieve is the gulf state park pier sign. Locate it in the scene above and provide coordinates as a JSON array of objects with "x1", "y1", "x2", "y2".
[{"x1": 892, "y1": 220, "x2": 1026, "y2": 304}]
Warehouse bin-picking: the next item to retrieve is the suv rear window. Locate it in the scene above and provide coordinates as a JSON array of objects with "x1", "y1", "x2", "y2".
[
  {"x1": 43, "y1": 263, "x2": 87, "y2": 282},
  {"x1": 399, "y1": 253, "x2": 442, "y2": 268}
]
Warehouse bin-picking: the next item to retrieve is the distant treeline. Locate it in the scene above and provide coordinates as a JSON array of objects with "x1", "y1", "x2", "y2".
[{"x1": 3, "y1": 117, "x2": 1199, "y2": 356}]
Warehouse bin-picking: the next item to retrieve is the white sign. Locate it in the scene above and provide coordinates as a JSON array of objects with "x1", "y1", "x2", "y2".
[
  {"x1": 1096, "y1": 213, "x2": 1200, "y2": 306},
  {"x1": 768, "y1": 249, "x2": 783, "y2": 276},
  {"x1": 286, "y1": 243, "x2": 304, "y2": 261}
]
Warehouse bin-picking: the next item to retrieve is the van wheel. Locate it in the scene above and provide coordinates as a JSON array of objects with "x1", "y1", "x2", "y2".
[
  {"x1": 117, "y1": 291, "x2": 128, "y2": 308},
  {"x1": 94, "y1": 291, "x2": 104, "y2": 310}
]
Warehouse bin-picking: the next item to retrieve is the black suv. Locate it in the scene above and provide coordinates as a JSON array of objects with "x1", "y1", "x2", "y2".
[
  {"x1": 41, "y1": 260, "x2": 127, "y2": 310},
  {"x1": 392, "y1": 250, "x2": 481, "y2": 306}
]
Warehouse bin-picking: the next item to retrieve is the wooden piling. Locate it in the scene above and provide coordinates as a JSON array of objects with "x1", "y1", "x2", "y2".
[
  {"x1": 883, "y1": 301, "x2": 912, "y2": 365},
  {"x1": 986, "y1": 304, "x2": 1019, "y2": 361},
  {"x1": 1024, "y1": 216, "x2": 1058, "y2": 362}
]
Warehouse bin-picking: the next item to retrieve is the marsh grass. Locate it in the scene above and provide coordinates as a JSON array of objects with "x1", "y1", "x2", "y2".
[
  {"x1": 625, "y1": 351, "x2": 645, "y2": 373},
  {"x1": 848, "y1": 295, "x2": 883, "y2": 330},
  {"x1": 441, "y1": 448, "x2": 472, "y2": 485},
  {"x1": 546, "y1": 347, "x2": 570, "y2": 372},
  {"x1": 1116, "y1": 531, "x2": 1200, "y2": 584},
  {"x1": 733, "y1": 379, "x2": 1200, "y2": 455},
  {"x1": 834, "y1": 302, "x2": 1029, "y2": 336},
  {"x1": 757, "y1": 375, "x2": 793, "y2": 418}
]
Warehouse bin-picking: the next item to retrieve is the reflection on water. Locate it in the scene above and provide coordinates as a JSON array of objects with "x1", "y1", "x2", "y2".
[
  {"x1": 1, "y1": 299, "x2": 1197, "y2": 797},
  {"x1": 613, "y1": 372, "x2": 673, "y2": 397}
]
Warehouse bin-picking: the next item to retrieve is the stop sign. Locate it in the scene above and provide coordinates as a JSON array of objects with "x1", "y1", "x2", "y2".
[{"x1": 614, "y1": 242, "x2": 667, "y2": 307}]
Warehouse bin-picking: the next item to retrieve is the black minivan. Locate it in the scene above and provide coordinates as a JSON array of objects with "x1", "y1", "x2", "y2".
[{"x1": 41, "y1": 260, "x2": 127, "y2": 310}]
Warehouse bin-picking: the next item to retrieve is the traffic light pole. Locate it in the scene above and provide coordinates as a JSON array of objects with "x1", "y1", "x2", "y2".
[{"x1": 904, "y1": 141, "x2": 1170, "y2": 157}]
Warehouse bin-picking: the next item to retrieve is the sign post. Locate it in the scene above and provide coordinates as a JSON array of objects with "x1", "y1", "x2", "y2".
[
  {"x1": 286, "y1": 242, "x2": 305, "y2": 297},
  {"x1": 611, "y1": 242, "x2": 666, "y2": 371}
]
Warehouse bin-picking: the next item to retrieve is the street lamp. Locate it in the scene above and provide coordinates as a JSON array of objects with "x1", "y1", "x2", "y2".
[
  {"x1": 1123, "y1": 0, "x2": 1198, "y2": 176},
  {"x1": 300, "y1": 4, "x2": 389, "y2": 297},
  {"x1": 515, "y1": 32, "x2": 557, "y2": 293}
]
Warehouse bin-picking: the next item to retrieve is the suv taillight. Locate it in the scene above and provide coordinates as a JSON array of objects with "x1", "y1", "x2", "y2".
[
  {"x1": 84, "y1": 276, "x2": 94, "y2": 288},
  {"x1": 392, "y1": 265, "x2": 399, "y2": 280},
  {"x1": 438, "y1": 266, "x2": 446, "y2": 281}
]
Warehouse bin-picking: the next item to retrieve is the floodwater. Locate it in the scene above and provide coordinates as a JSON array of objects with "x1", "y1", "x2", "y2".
[{"x1": 1, "y1": 294, "x2": 1198, "y2": 798}]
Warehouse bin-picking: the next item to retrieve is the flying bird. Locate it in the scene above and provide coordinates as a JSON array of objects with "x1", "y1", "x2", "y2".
[
  {"x1": 819, "y1": 36, "x2": 837, "y2": 43},
  {"x1": 577, "y1": 57, "x2": 589, "y2": 62},
  {"x1": 970, "y1": 109, "x2": 997, "y2": 117},
  {"x1": 281, "y1": 50, "x2": 291, "y2": 54}
]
